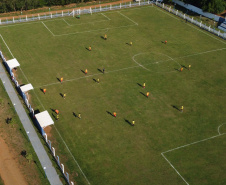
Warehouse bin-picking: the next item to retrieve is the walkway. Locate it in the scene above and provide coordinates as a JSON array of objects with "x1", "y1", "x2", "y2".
[{"x1": 0, "y1": 62, "x2": 62, "y2": 185}]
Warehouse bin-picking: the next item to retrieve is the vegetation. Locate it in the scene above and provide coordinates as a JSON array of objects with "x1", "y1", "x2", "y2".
[
  {"x1": 0, "y1": 5, "x2": 226, "y2": 185},
  {"x1": 0, "y1": 0, "x2": 113, "y2": 13},
  {"x1": 178, "y1": 0, "x2": 226, "y2": 14}
]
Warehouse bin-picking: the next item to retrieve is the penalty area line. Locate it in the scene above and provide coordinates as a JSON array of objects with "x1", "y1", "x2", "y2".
[
  {"x1": 117, "y1": 11, "x2": 138, "y2": 25},
  {"x1": 101, "y1": 13, "x2": 111, "y2": 20},
  {"x1": 41, "y1": 21, "x2": 55, "y2": 36}
]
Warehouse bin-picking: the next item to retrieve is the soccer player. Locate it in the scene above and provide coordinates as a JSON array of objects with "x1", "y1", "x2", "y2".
[
  {"x1": 146, "y1": 92, "x2": 150, "y2": 98},
  {"x1": 85, "y1": 69, "x2": 88, "y2": 75},
  {"x1": 97, "y1": 78, "x2": 100, "y2": 83},
  {"x1": 130, "y1": 41, "x2": 132, "y2": 46},
  {"x1": 55, "y1": 109, "x2": 59, "y2": 115},
  {"x1": 104, "y1": 34, "x2": 107, "y2": 40},
  {"x1": 180, "y1": 67, "x2": 183, "y2": 72},
  {"x1": 56, "y1": 114, "x2": 59, "y2": 120},
  {"x1": 60, "y1": 77, "x2": 63, "y2": 83},
  {"x1": 143, "y1": 83, "x2": 146, "y2": 88},
  {"x1": 188, "y1": 65, "x2": 191, "y2": 70},
  {"x1": 43, "y1": 88, "x2": 46, "y2": 94},
  {"x1": 132, "y1": 120, "x2": 135, "y2": 126},
  {"x1": 181, "y1": 106, "x2": 184, "y2": 113},
  {"x1": 103, "y1": 68, "x2": 105, "y2": 74},
  {"x1": 165, "y1": 40, "x2": 167, "y2": 44},
  {"x1": 63, "y1": 93, "x2": 66, "y2": 99},
  {"x1": 89, "y1": 46, "x2": 91, "y2": 51},
  {"x1": 78, "y1": 113, "x2": 81, "y2": 119},
  {"x1": 113, "y1": 112, "x2": 116, "y2": 118}
]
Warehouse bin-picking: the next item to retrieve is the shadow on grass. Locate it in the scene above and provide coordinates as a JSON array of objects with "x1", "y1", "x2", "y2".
[
  {"x1": 171, "y1": 105, "x2": 180, "y2": 111},
  {"x1": 56, "y1": 77, "x2": 61, "y2": 82},
  {"x1": 60, "y1": 93, "x2": 63, "y2": 98},
  {"x1": 97, "y1": 68, "x2": 103, "y2": 73},
  {"x1": 93, "y1": 78, "x2": 97, "y2": 83},
  {"x1": 137, "y1": 83, "x2": 143, "y2": 87},
  {"x1": 106, "y1": 111, "x2": 114, "y2": 117},
  {"x1": 73, "y1": 112, "x2": 77, "y2": 118},
  {"x1": 124, "y1": 119, "x2": 131, "y2": 126},
  {"x1": 140, "y1": 92, "x2": 147, "y2": 98},
  {"x1": 181, "y1": 65, "x2": 187, "y2": 70}
]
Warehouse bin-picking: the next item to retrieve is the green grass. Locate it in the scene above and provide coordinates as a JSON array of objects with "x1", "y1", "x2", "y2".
[{"x1": 0, "y1": 4, "x2": 226, "y2": 185}]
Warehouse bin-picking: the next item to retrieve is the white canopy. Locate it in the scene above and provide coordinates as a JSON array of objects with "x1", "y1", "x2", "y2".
[
  {"x1": 35, "y1": 111, "x2": 54, "y2": 128},
  {"x1": 6, "y1": 58, "x2": 20, "y2": 69},
  {"x1": 20, "y1": 84, "x2": 34, "y2": 93}
]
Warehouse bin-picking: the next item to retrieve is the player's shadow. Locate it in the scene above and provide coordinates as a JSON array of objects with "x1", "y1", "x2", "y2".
[
  {"x1": 181, "y1": 65, "x2": 187, "y2": 70},
  {"x1": 60, "y1": 93, "x2": 63, "y2": 97},
  {"x1": 100, "y1": 36, "x2": 105, "y2": 40},
  {"x1": 40, "y1": 88, "x2": 44, "y2": 93},
  {"x1": 93, "y1": 78, "x2": 97, "y2": 82},
  {"x1": 50, "y1": 108, "x2": 56, "y2": 113},
  {"x1": 97, "y1": 68, "x2": 103, "y2": 73},
  {"x1": 137, "y1": 83, "x2": 143, "y2": 87},
  {"x1": 85, "y1": 47, "x2": 90, "y2": 51},
  {"x1": 126, "y1": 42, "x2": 130, "y2": 45},
  {"x1": 73, "y1": 112, "x2": 77, "y2": 118},
  {"x1": 171, "y1": 105, "x2": 180, "y2": 111},
  {"x1": 161, "y1": 41, "x2": 165, "y2": 43},
  {"x1": 174, "y1": 68, "x2": 180, "y2": 71},
  {"x1": 106, "y1": 111, "x2": 114, "y2": 117},
  {"x1": 81, "y1": 69, "x2": 85, "y2": 74},
  {"x1": 124, "y1": 119, "x2": 132, "y2": 126},
  {"x1": 56, "y1": 77, "x2": 61, "y2": 82},
  {"x1": 140, "y1": 92, "x2": 146, "y2": 97},
  {"x1": 52, "y1": 113, "x2": 57, "y2": 120}
]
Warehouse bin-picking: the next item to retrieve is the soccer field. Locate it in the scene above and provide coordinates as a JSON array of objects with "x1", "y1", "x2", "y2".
[{"x1": 0, "y1": 4, "x2": 226, "y2": 185}]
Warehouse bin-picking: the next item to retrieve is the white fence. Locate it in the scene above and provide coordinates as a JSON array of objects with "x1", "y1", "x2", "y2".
[
  {"x1": 0, "y1": 1, "x2": 153, "y2": 26},
  {"x1": 155, "y1": 2, "x2": 226, "y2": 40}
]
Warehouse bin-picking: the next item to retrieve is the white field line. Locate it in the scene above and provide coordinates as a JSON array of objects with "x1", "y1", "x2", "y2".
[
  {"x1": 154, "y1": 5, "x2": 226, "y2": 45},
  {"x1": 117, "y1": 11, "x2": 138, "y2": 25},
  {"x1": 54, "y1": 24, "x2": 136, "y2": 36},
  {"x1": 218, "y1": 123, "x2": 226, "y2": 135},
  {"x1": 101, "y1": 13, "x2": 111, "y2": 20},
  {"x1": 41, "y1": 21, "x2": 55, "y2": 36},
  {"x1": 161, "y1": 129, "x2": 226, "y2": 185},
  {"x1": 62, "y1": 18, "x2": 71, "y2": 26},
  {"x1": 0, "y1": 32, "x2": 90, "y2": 185},
  {"x1": 35, "y1": 65, "x2": 140, "y2": 89},
  {"x1": 53, "y1": 125, "x2": 91, "y2": 185},
  {"x1": 35, "y1": 47, "x2": 226, "y2": 88},
  {"x1": 0, "y1": 34, "x2": 15, "y2": 58},
  {"x1": 0, "y1": 6, "x2": 152, "y2": 29},
  {"x1": 132, "y1": 53, "x2": 150, "y2": 71},
  {"x1": 161, "y1": 153, "x2": 189, "y2": 185}
]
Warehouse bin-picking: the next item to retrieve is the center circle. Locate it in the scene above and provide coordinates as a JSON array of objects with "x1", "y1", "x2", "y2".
[{"x1": 132, "y1": 52, "x2": 181, "y2": 73}]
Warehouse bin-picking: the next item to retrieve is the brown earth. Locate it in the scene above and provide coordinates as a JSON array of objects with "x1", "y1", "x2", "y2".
[
  {"x1": 1, "y1": 0, "x2": 132, "y2": 21},
  {"x1": 0, "y1": 137, "x2": 27, "y2": 185}
]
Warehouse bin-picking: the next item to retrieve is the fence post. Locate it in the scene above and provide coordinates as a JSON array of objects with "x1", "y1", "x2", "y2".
[
  {"x1": 163, "y1": 3, "x2": 164, "y2": 8},
  {"x1": 184, "y1": 14, "x2": 185, "y2": 19},
  {"x1": 90, "y1": 7, "x2": 92, "y2": 15},
  {"x1": 71, "y1": 182, "x2": 74, "y2": 185},
  {"x1": 100, "y1": 5, "x2": 101, "y2": 11},
  {"x1": 169, "y1": 6, "x2": 171, "y2": 12},
  {"x1": 57, "y1": 155, "x2": 60, "y2": 165},
  {"x1": 66, "y1": 172, "x2": 69, "y2": 183},
  {"x1": 44, "y1": 133, "x2": 47, "y2": 142},
  {"x1": 52, "y1": 147, "x2": 55, "y2": 156},
  {"x1": 139, "y1": 1, "x2": 140, "y2": 6},
  {"x1": 120, "y1": 3, "x2": 122, "y2": 8},
  {"x1": 191, "y1": 17, "x2": 193, "y2": 23},
  {"x1": 38, "y1": 14, "x2": 40, "y2": 20},
  {"x1": 148, "y1": 0, "x2": 150, "y2": 4},
  {"x1": 61, "y1": 164, "x2": 64, "y2": 173},
  {"x1": 200, "y1": 21, "x2": 202, "y2": 27},
  {"x1": 62, "y1": 11, "x2": 63, "y2": 17},
  {"x1": 208, "y1": 26, "x2": 210, "y2": 31},
  {"x1": 0, "y1": 19, "x2": 1, "y2": 24},
  {"x1": 218, "y1": 30, "x2": 220, "y2": 36},
  {"x1": 48, "y1": 140, "x2": 51, "y2": 149},
  {"x1": 175, "y1": 10, "x2": 178, "y2": 15},
  {"x1": 110, "y1": 4, "x2": 112, "y2": 10},
  {"x1": 13, "y1": 17, "x2": 14, "y2": 23},
  {"x1": 130, "y1": 2, "x2": 131, "y2": 7}
]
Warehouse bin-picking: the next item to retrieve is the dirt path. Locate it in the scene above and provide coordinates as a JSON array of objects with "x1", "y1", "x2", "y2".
[
  {"x1": 0, "y1": 137, "x2": 28, "y2": 185},
  {"x1": 1, "y1": 0, "x2": 132, "y2": 21}
]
